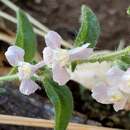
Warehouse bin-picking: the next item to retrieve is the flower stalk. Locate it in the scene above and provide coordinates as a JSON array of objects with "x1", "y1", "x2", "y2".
[
  {"x1": 80, "y1": 46, "x2": 130, "y2": 63},
  {"x1": 1, "y1": 46, "x2": 130, "y2": 83},
  {"x1": 0, "y1": 74, "x2": 18, "y2": 82}
]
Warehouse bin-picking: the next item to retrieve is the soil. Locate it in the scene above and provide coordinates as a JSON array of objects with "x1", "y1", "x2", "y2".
[{"x1": 0, "y1": 0, "x2": 130, "y2": 129}]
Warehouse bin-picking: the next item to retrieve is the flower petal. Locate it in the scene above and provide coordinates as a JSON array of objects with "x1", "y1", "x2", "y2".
[
  {"x1": 107, "y1": 66, "x2": 124, "y2": 79},
  {"x1": 69, "y1": 44, "x2": 93, "y2": 61},
  {"x1": 52, "y1": 63, "x2": 70, "y2": 85},
  {"x1": 43, "y1": 47, "x2": 53, "y2": 65},
  {"x1": 113, "y1": 97, "x2": 127, "y2": 111},
  {"x1": 91, "y1": 83, "x2": 111, "y2": 104},
  {"x1": 33, "y1": 61, "x2": 45, "y2": 71},
  {"x1": 5, "y1": 45, "x2": 25, "y2": 66},
  {"x1": 119, "y1": 69, "x2": 130, "y2": 94},
  {"x1": 19, "y1": 79, "x2": 40, "y2": 95},
  {"x1": 18, "y1": 62, "x2": 34, "y2": 80},
  {"x1": 71, "y1": 62, "x2": 111, "y2": 89},
  {"x1": 45, "y1": 31, "x2": 62, "y2": 49},
  {"x1": 122, "y1": 68, "x2": 130, "y2": 81},
  {"x1": 119, "y1": 82, "x2": 130, "y2": 94}
]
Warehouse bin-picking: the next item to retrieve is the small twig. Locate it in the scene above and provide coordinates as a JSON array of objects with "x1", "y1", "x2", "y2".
[
  {"x1": 117, "y1": 39, "x2": 125, "y2": 51},
  {"x1": 0, "y1": 31, "x2": 15, "y2": 43},
  {"x1": 0, "y1": 0, "x2": 73, "y2": 48},
  {"x1": 0, "y1": 114, "x2": 121, "y2": 130},
  {"x1": 0, "y1": 0, "x2": 49, "y2": 32},
  {"x1": 0, "y1": 11, "x2": 46, "y2": 37}
]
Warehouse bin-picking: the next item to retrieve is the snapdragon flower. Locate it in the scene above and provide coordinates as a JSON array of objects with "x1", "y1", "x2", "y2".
[
  {"x1": 43, "y1": 31, "x2": 93, "y2": 85},
  {"x1": 5, "y1": 45, "x2": 44, "y2": 95},
  {"x1": 92, "y1": 66, "x2": 128, "y2": 111}
]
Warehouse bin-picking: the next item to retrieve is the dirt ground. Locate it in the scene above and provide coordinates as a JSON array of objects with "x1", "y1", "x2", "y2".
[
  {"x1": 0, "y1": 0, "x2": 130, "y2": 129},
  {"x1": 15, "y1": 0, "x2": 130, "y2": 50}
]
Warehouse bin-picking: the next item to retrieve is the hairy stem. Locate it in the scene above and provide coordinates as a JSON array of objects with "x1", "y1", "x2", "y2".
[
  {"x1": 0, "y1": 74, "x2": 40, "y2": 83},
  {"x1": 81, "y1": 46, "x2": 130, "y2": 63},
  {"x1": 8, "y1": 67, "x2": 17, "y2": 75},
  {"x1": 0, "y1": 74, "x2": 18, "y2": 82}
]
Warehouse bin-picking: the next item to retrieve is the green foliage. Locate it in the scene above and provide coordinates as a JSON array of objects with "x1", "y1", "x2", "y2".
[
  {"x1": 121, "y1": 55, "x2": 130, "y2": 65},
  {"x1": 113, "y1": 60, "x2": 130, "y2": 71},
  {"x1": 41, "y1": 69, "x2": 73, "y2": 130},
  {"x1": 75, "y1": 5, "x2": 100, "y2": 48},
  {"x1": 16, "y1": 9, "x2": 37, "y2": 62},
  {"x1": 127, "y1": 6, "x2": 130, "y2": 15}
]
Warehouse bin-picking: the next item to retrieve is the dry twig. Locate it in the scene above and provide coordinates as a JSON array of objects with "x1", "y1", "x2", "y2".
[
  {"x1": 0, "y1": 0, "x2": 73, "y2": 48},
  {"x1": 0, "y1": 114, "x2": 121, "y2": 130}
]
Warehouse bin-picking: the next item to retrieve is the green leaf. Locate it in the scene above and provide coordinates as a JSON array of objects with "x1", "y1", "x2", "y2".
[
  {"x1": 16, "y1": 9, "x2": 37, "y2": 62},
  {"x1": 75, "y1": 5, "x2": 100, "y2": 47},
  {"x1": 42, "y1": 70, "x2": 73, "y2": 130},
  {"x1": 113, "y1": 60, "x2": 129, "y2": 71},
  {"x1": 121, "y1": 55, "x2": 130, "y2": 64},
  {"x1": 127, "y1": 6, "x2": 130, "y2": 15}
]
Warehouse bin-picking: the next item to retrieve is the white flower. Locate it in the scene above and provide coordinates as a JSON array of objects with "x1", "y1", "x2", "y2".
[
  {"x1": 5, "y1": 45, "x2": 44, "y2": 95},
  {"x1": 43, "y1": 31, "x2": 93, "y2": 85},
  {"x1": 71, "y1": 61, "x2": 111, "y2": 89},
  {"x1": 92, "y1": 66, "x2": 128, "y2": 111}
]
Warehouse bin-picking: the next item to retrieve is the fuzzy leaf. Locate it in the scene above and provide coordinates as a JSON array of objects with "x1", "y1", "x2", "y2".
[
  {"x1": 42, "y1": 70, "x2": 73, "y2": 130},
  {"x1": 16, "y1": 9, "x2": 37, "y2": 61},
  {"x1": 75, "y1": 5, "x2": 100, "y2": 47}
]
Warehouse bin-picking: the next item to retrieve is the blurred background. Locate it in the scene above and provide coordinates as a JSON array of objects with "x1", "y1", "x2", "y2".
[{"x1": 0, "y1": 0, "x2": 130, "y2": 130}]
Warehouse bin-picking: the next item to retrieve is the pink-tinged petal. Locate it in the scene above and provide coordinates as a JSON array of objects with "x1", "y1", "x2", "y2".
[
  {"x1": 43, "y1": 47, "x2": 53, "y2": 65},
  {"x1": 124, "y1": 103, "x2": 130, "y2": 110},
  {"x1": 91, "y1": 83, "x2": 111, "y2": 104},
  {"x1": 106, "y1": 67, "x2": 124, "y2": 85},
  {"x1": 107, "y1": 66, "x2": 124, "y2": 79},
  {"x1": 113, "y1": 97, "x2": 127, "y2": 112},
  {"x1": 119, "y1": 82, "x2": 130, "y2": 94},
  {"x1": 5, "y1": 45, "x2": 25, "y2": 66},
  {"x1": 18, "y1": 62, "x2": 34, "y2": 80},
  {"x1": 19, "y1": 79, "x2": 40, "y2": 95},
  {"x1": 45, "y1": 31, "x2": 62, "y2": 49},
  {"x1": 122, "y1": 68, "x2": 130, "y2": 81},
  {"x1": 119, "y1": 69, "x2": 130, "y2": 94},
  {"x1": 69, "y1": 44, "x2": 93, "y2": 61},
  {"x1": 52, "y1": 63, "x2": 70, "y2": 85},
  {"x1": 33, "y1": 61, "x2": 45, "y2": 72}
]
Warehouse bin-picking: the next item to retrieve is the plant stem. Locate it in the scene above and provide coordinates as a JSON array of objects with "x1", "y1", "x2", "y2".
[
  {"x1": 80, "y1": 46, "x2": 130, "y2": 63},
  {"x1": 0, "y1": 74, "x2": 40, "y2": 83},
  {"x1": 0, "y1": 74, "x2": 18, "y2": 82},
  {"x1": 8, "y1": 67, "x2": 17, "y2": 75}
]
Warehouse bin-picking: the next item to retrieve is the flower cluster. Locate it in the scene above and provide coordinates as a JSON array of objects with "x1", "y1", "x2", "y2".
[
  {"x1": 71, "y1": 62, "x2": 130, "y2": 111},
  {"x1": 5, "y1": 30, "x2": 130, "y2": 112},
  {"x1": 92, "y1": 66, "x2": 129, "y2": 111},
  {"x1": 71, "y1": 62, "x2": 111, "y2": 89},
  {"x1": 5, "y1": 31, "x2": 93, "y2": 95}
]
